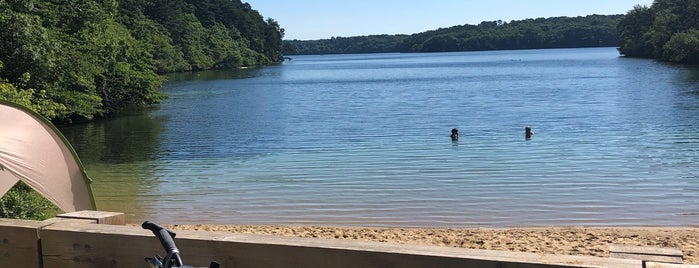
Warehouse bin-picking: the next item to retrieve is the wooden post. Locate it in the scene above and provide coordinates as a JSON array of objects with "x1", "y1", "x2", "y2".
[
  {"x1": 56, "y1": 210, "x2": 125, "y2": 225},
  {"x1": 0, "y1": 219, "x2": 47, "y2": 268}
]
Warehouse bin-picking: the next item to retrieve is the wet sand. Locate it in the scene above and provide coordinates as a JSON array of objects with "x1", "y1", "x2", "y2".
[{"x1": 167, "y1": 225, "x2": 699, "y2": 264}]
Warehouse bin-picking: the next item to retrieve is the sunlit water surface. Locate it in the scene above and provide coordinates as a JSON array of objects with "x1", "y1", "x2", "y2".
[{"x1": 61, "y1": 48, "x2": 699, "y2": 227}]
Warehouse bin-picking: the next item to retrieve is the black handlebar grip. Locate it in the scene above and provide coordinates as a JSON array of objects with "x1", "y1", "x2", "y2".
[
  {"x1": 142, "y1": 220, "x2": 161, "y2": 231},
  {"x1": 142, "y1": 221, "x2": 180, "y2": 256},
  {"x1": 142, "y1": 221, "x2": 177, "y2": 237}
]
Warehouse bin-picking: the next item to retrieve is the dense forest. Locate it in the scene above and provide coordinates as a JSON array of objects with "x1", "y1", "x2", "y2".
[
  {"x1": 284, "y1": 15, "x2": 623, "y2": 55},
  {"x1": 618, "y1": 0, "x2": 699, "y2": 64},
  {"x1": 0, "y1": 0, "x2": 284, "y2": 123}
]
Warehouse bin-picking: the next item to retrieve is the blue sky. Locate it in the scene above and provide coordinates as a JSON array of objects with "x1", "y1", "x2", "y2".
[{"x1": 245, "y1": 0, "x2": 654, "y2": 40}]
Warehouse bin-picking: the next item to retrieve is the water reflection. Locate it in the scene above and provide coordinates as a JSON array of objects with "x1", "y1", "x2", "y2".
[
  {"x1": 686, "y1": 67, "x2": 699, "y2": 96},
  {"x1": 155, "y1": 70, "x2": 287, "y2": 161},
  {"x1": 59, "y1": 112, "x2": 166, "y2": 219},
  {"x1": 60, "y1": 113, "x2": 166, "y2": 164},
  {"x1": 163, "y1": 68, "x2": 265, "y2": 82}
]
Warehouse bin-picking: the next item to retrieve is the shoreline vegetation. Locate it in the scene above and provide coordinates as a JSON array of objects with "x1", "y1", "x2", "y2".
[
  {"x1": 168, "y1": 225, "x2": 699, "y2": 264},
  {"x1": 617, "y1": 1, "x2": 699, "y2": 64},
  {"x1": 283, "y1": 15, "x2": 624, "y2": 55},
  {"x1": 285, "y1": 1, "x2": 698, "y2": 65}
]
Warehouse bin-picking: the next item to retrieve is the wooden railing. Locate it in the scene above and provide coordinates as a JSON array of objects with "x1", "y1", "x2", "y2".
[{"x1": 0, "y1": 211, "x2": 695, "y2": 268}]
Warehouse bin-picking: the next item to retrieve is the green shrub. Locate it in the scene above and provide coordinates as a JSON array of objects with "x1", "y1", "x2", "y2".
[
  {"x1": 663, "y1": 29, "x2": 699, "y2": 63},
  {"x1": 0, "y1": 181, "x2": 60, "y2": 220}
]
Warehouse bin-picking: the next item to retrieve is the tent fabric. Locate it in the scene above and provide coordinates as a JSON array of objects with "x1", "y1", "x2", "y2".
[{"x1": 0, "y1": 101, "x2": 95, "y2": 212}]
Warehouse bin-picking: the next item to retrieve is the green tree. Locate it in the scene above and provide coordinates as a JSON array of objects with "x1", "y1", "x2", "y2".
[
  {"x1": 178, "y1": 13, "x2": 214, "y2": 70},
  {"x1": 421, "y1": 35, "x2": 461, "y2": 52},
  {"x1": 645, "y1": 9, "x2": 679, "y2": 57},
  {"x1": 663, "y1": 29, "x2": 699, "y2": 63},
  {"x1": 0, "y1": 67, "x2": 66, "y2": 119},
  {"x1": 617, "y1": 5, "x2": 652, "y2": 57},
  {"x1": 618, "y1": 0, "x2": 699, "y2": 64},
  {"x1": 123, "y1": 16, "x2": 190, "y2": 73}
]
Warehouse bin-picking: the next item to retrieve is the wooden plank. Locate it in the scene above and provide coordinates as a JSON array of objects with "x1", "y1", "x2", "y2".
[
  {"x1": 611, "y1": 252, "x2": 683, "y2": 264},
  {"x1": 610, "y1": 244, "x2": 683, "y2": 257},
  {"x1": 57, "y1": 210, "x2": 125, "y2": 225},
  {"x1": 0, "y1": 219, "x2": 46, "y2": 268},
  {"x1": 646, "y1": 262, "x2": 699, "y2": 268},
  {"x1": 38, "y1": 222, "x2": 642, "y2": 268},
  {"x1": 610, "y1": 244, "x2": 683, "y2": 264},
  {"x1": 43, "y1": 217, "x2": 96, "y2": 225},
  {"x1": 40, "y1": 222, "x2": 158, "y2": 268}
]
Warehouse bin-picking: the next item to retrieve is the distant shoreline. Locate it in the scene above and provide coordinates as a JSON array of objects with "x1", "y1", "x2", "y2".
[{"x1": 283, "y1": 15, "x2": 622, "y2": 56}]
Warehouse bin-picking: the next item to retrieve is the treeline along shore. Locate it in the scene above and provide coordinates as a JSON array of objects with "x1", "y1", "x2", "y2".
[
  {"x1": 284, "y1": 15, "x2": 624, "y2": 55},
  {"x1": 1, "y1": 0, "x2": 697, "y2": 126},
  {"x1": 285, "y1": 0, "x2": 698, "y2": 66}
]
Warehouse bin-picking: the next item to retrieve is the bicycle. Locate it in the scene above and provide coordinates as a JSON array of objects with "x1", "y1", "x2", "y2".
[{"x1": 142, "y1": 221, "x2": 220, "y2": 268}]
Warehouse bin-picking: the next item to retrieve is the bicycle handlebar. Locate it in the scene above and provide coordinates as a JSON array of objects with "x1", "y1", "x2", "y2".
[{"x1": 142, "y1": 221, "x2": 183, "y2": 267}]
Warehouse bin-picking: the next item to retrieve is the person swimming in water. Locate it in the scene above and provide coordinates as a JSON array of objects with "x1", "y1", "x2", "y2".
[
  {"x1": 525, "y1": 126, "x2": 533, "y2": 139},
  {"x1": 451, "y1": 128, "x2": 459, "y2": 141}
]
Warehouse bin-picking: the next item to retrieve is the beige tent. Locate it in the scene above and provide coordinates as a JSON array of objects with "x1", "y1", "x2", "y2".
[{"x1": 0, "y1": 100, "x2": 95, "y2": 212}]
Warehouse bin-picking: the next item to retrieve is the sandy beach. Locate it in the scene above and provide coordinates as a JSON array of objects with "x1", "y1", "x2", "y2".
[{"x1": 167, "y1": 225, "x2": 699, "y2": 264}]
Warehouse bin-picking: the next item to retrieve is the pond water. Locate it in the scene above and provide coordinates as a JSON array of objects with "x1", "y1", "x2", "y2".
[{"x1": 60, "y1": 48, "x2": 699, "y2": 227}]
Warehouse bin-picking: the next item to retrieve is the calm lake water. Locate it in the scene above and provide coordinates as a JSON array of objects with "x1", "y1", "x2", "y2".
[{"x1": 60, "y1": 48, "x2": 699, "y2": 227}]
